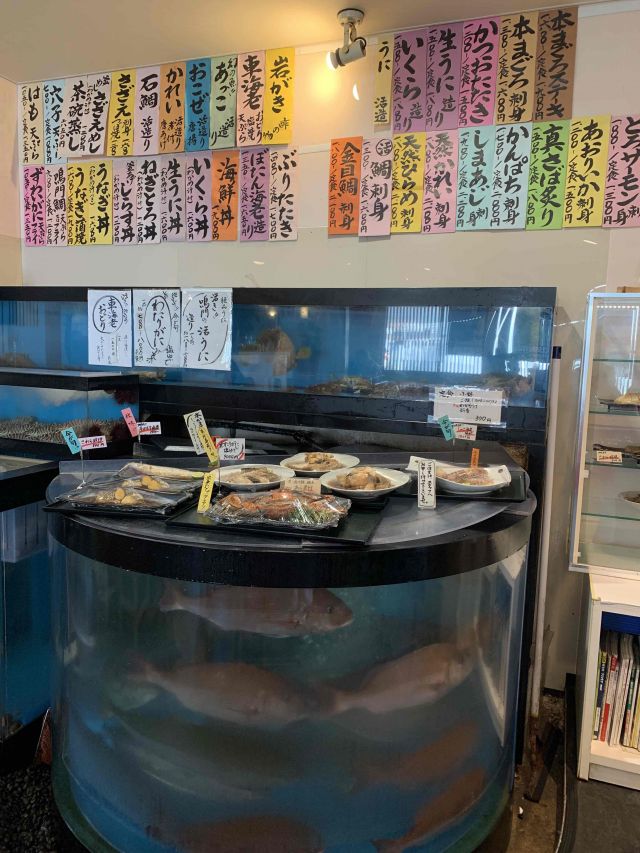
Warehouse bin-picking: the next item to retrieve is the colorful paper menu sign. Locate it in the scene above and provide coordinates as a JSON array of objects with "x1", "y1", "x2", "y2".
[
  {"x1": 262, "y1": 47, "x2": 294, "y2": 144},
  {"x1": 198, "y1": 425, "x2": 220, "y2": 466},
  {"x1": 563, "y1": 115, "x2": 610, "y2": 227},
  {"x1": 454, "y1": 423, "x2": 478, "y2": 441},
  {"x1": 216, "y1": 438, "x2": 246, "y2": 461},
  {"x1": 61, "y1": 427, "x2": 81, "y2": 454},
  {"x1": 434, "y1": 387, "x2": 504, "y2": 425},
  {"x1": 184, "y1": 409, "x2": 208, "y2": 455},
  {"x1": 417, "y1": 459, "x2": 436, "y2": 509},
  {"x1": 121, "y1": 407, "x2": 139, "y2": 437},
  {"x1": 373, "y1": 35, "x2": 393, "y2": 127},
  {"x1": 197, "y1": 471, "x2": 216, "y2": 513},
  {"x1": 328, "y1": 137, "x2": 362, "y2": 236},
  {"x1": 80, "y1": 435, "x2": 107, "y2": 450},
  {"x1": 437, "y1": 415, "x2": 455, "y2": 441},
  {"x1": 470, "y1": 447, "x2": 480, "y2": 467}
]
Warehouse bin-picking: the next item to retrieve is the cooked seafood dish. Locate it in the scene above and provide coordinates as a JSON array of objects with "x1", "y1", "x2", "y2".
[
  {"x1": 614, "y1": 391, "x2": 640, "y2": 405},
  {"x1": 224, "y1": 467, "x2": 280, "y2": 485},
  {"x1": 211, "y1": 489, "x2": 350, "y2": 528},
  {"x1": 69, "y1": 487, "x2": 171, "y2": 508},
  {"x1": 440, "y1": 468, "x2": 495, "y2": 487},
  {"x1": 122, "y1": 462, "x2": 204, "y2": 481},
  {"x1": 331, "y1": 467, "x2": 392, "y2": 491},
  {"x1": 119, "y1": 475, "x2": 193, "y2": 494},
  {"x1": 286, "y1": 452, "x2": 342, "y2": 472}
]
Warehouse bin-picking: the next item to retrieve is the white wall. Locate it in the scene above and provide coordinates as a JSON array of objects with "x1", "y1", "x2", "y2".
[{"x1": 16, "y1": 2, "x2": 640, "y2": 688}]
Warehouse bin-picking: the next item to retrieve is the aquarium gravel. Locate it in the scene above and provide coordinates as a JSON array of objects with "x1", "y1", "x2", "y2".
[{"x1": 0, "y1": 765, "x2": 86, "y2": 853}]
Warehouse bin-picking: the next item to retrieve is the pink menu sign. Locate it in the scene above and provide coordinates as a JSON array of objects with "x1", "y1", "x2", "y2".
[
  {"x1": 392, "y1": 30, "x2": 428, "y2": 134},
  {"x1": 603, "y1": 115, "x2": 640, "y2": 228},
  {"x1": 240, "y1": 147, "x2": 269, "y2": 241},
  {"x1": 426, "y1": 22, "x2": 463, "y2": 131},
  {"x1": 458, "y1": 18, "x2": 500, "y2": 128},
  {"x1": 423, "y1": 130, "x2": 458, "y2": 233},
  {"x1": 359, "y1": 137, "x2": 393, "y2": 237},
  {"x1": 23, "y1": 166, "x2": 47, "y2": 246}
]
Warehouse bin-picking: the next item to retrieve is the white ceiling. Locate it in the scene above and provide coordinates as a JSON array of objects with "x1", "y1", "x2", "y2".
[{"x1": 1, "y1": 0, "x2": 614, "y2": 83}]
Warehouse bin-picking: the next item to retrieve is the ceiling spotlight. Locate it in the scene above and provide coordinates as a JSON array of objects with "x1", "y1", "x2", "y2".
[{"x1": 327, "y1": 8, "x2": 366, "y2": 69}]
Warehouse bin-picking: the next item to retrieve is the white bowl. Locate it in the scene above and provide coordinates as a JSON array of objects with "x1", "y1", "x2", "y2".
[
  {"x1": 218, "y1": 464, "x2": 295, "y2": 492},
  {"x1": 320, "y1": 467, "x2": 410, "y2": 500},
  {"x1": 281, "y1": 453, "x2": 360, "y2": 477},
  {"x1": 620, "y1": 492, "x2": 640, "y2": 514},
  {"x1": 435, "y1": 463, "x2": 511, "y2": 496}
]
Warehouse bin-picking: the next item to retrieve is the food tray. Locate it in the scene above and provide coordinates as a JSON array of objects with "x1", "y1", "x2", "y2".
[
  {"x1": 44, "y1": 489, "x2": 197, "y2": 519},
  {"x1": 167, "y1": 502, "x2": 383, "y2": 545},
  {"x1": 598, "y1": 398, "x2": 640, "y2": 414},
  {"x1": 389, "y1": 469, "x2": 527, "y2": 502}
]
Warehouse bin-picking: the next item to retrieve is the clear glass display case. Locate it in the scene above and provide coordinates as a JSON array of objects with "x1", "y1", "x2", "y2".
[{"x1": 571, "y1": 293, "x2": 640, "y2": 576}]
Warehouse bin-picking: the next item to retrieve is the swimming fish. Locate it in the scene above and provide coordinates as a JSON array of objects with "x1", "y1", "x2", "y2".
[
  {"x1": 239, "y1": 328, "x2": 311, "y2": 376},
  {"x1": 149, "y1": 815, "x2": 322, "y2": 853},
  {"x1": 159, "y1": 585, "x2": 353, "y2": 637},
  {"x1": 356, "y1": 721, "x2": 479, "y2": 789},
  {"x1": 330, "y1": 642, "x2": 474, "y2": 716},
  {"x1": 373, "y1": 767, "x2": 487, "y2": 852},
  {"x1": 131, "y1": 659, "x2": 315, "y2": 727}
]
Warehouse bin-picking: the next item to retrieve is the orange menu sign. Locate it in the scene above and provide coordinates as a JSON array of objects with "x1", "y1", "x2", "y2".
[
  {"x1": 328, "y1": 136, "x2": 362, "y2": 236},
  {"x1": 211, "y1": 150, "x2": 239, "y2": 240}
]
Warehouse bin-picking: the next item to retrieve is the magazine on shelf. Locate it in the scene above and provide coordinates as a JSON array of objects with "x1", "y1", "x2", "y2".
[
  {"x1": 622, "y1": 638, "x2": 639, "y2": 747},
  {"x1": 594, "y1": 632, "x2": 609, "y2": 738},
  {"x1": 600, "y1": 632, "x2": 619, "y2": 742},
  {"x1": 611, "y1": 634, "x2": 633, "y2": 747}
]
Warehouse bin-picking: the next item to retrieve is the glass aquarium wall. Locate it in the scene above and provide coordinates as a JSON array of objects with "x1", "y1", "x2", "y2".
[
  {"x1": 51, "y1": 543, "x2": 527, "y2": 852},
  {"x1": 1, "y1": 498, "x2": 51, "y2": 741}
]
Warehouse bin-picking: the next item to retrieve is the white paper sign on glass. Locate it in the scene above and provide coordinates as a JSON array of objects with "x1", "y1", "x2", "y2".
[
  {"x1": 433, "y1": 386, "x2": 504, "y2": 425},
  {"x1": 183, "y1": 409, "x2": 208, "y2": 455},
  {"x1": 133, "y1": 289, "x2": 181, "y2": 367},
  {"x1": 417, "y1": 459, "x2": 436, "y2": 509},
  {"x1": 180, "y1": 288, "x2": 232, "y2": 370},
  {"x1": 87, "y1": 289, "x2": 132, "y2": 367}
]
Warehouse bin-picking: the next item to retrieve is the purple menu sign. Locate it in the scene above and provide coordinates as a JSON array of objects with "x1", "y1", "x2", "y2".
[
  {"x1": 426, "y1": 23, "x2": 463, "y2": 131},
  {"x1": 240, "y1": 147, "x2": 269, "y2": 241},
  {"x1": 392, "y1": 30, "x2": 428, "y2": 133}
]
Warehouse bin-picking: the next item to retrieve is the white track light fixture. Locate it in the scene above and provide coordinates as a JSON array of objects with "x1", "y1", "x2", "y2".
[{"x1": 327, "y1": 8, "x2": 366, "y2": 69}]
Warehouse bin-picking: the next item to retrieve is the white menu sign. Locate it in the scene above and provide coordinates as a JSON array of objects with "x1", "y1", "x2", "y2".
[
  {"x1": 88, "y1": 289, "x2": 132, "y2": 367},
  {"x1": 180, "y1": 288, "x2": 232, "y2": 370},
  {"x1": 433, "y1": 387, "x2": 504, "y2": 425},
  {"x1": 417, "y1": 459, "x2": 436, "y2": 509},
  {"x1": 217, "y1": 437, "x2": 246, "y2": 460},
  {"x1": 133, "y1": 289, "x2": 181, "y2": 367}
]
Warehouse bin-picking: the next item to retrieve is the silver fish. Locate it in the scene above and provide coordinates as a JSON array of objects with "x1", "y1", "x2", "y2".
[
  {"x1": 331, "y1": 642, "x2": 474, "y2": 716},
  {"x1": 159, "y1": 584, "x2": 353, "y2": 638},
  {"x1": 132, "y1": 659, "x2": 315, "y2": 728}
]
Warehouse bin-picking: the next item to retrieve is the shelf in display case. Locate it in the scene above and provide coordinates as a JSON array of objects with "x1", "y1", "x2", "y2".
[
  {"x1": 589, "y1": 408, "x2": 640, "y2": 417},
  {"x1": 593, "y1": 358, "x2": 640, "y2": 364}
]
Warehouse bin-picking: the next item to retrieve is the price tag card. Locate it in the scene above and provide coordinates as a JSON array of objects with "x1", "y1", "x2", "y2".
[
  {"x1": 453, "y1": 423, "x2": 477, "y2": 441},
  {"x1": 438, "y1": 415, "x2": 455, "y2": 441},
  {"x1": 470, "y1": 447, "x2": 480, "y2": 468},
  {"x1": 121, "y1": 407, "x2": 139, "y2": 437},
  {"x1": 137, "y1": 421, "x2": 162, "y2": 435},
  {"x1": 79, "y1": 435, "x2": 107, "y2": 450},
  {"x1": 595, "y1": 450, "x2": 622, "y2": 464},
  {"x1": 61, "y1": 427, "x2": 81, "y2": 454},
  {"x1": 286, "y1": 478, "x2": 322, "y2": 495},
  {"x1": 434, "y1": 387, "x2": 504, "y2": 425},
  {"x1": 197, "y1": 471, "x2": 216, "y2": 514},
  {"x1": 184, "y1": 410, "x2": 208, "y2": 455},
  {"x1": 197, "y1": 425, "x2": 220, "y2": 466},
  {"x1": 217, "y1": 438, "x2": 246, "y2": 461},
  {"x1": 417, "y1": 459, "x2": 436, "y2": 509}
]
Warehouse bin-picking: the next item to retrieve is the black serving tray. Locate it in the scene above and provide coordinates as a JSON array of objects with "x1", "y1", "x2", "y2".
[
  {"x1": 388, "y1": 468, "x2": 528, "y2": 502},
  {"x1": 44, "y1": 490, "x2": 197, "y2": 520},
  {"x1": 167, "y1": 502, "x2": 383, "y2": 546},
  {"x1": 598, "y1": 398, "x2": 640, "y2": 414}
]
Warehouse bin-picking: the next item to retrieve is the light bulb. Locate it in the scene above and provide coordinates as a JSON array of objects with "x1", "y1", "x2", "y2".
[{"x1": 352, "y1": 83, "x2": 360, "y2": 101}]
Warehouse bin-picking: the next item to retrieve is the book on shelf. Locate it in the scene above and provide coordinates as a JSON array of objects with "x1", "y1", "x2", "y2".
[
  {"x1": 611, "y1": 634, "x2": 633, "y2": 747},
  {"x1": 593, "y1": 630, "x2": 640, "y2": 750},
  {"x1": 599, "y1": 631, "x2": 619, "y2": 742},
  {"x1": 593, "y1": 631, "x2": 609, "y2": 738},
  {"x1": 622, "y1": 638, "x2": 639, "y2": 747}
]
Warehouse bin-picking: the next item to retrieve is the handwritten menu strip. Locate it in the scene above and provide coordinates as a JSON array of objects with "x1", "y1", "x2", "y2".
[
  {"x1": 237, "y1": 51, "x2": 265, "y2": 146},
  {"x1": 423, "y1": 130, "x2": 458, "y2": 233},
  {"x1": 186, "y1": 153, "x2": 212, "y2": 241},
  {"x1": 134, "y1": 66, "x2": 160, "y2": 156},
  {"x1": 87, "y1": 160, "x2": 112, "y2": 245},
  {"x1": 107, "y1": 70, "x2": 135, "y2": 157},
  {"x1": 457, "y1": 126, "x2": 496, "y2": 230},
  {"x1": 184, "y1": 409, "x2": 208, "y2": 454},
  {"x1": 490, "y1": 123, "x2": 532, "y2": 229},
  {"x1": 374, "y1": 35, "x2": 393, "y2": 127},
  {"x1": 160, "y1": 154, "x2": 186, "y2": 242},
  {"x1": 564, "y1": 115, "x2": 610, "y2": 227},
  {"x1": 262, "y1": 47, "x2": 294, "y2": 144},
  {"x1": 534, "y1": 7, "x2": 577, "y2": 122},
  {"x1": 526, "y1": 120, "x2": 569, "y2": 230},
  {"x1": 359, "y1": 137, "x2": 393, "y2": 237},
  {"x1": 393, "y1": 30, "x2": 428, "y2": 133},
  {"x1": 211, "y1": 150, "x2": 239, "y2": 240},
  {"x1": 181, "y1": 288, "x2": 232, "y2": 370},
  {"x1": 45, "y1": 165, "x2": 67, "y2": 246},
  {"x1": 112, "y1": 159, "x2": 137, "y2": 244},
  {"x1": 67, "y1": 163, "x2": 89, "y2": 245},
  {"x1": 240, "y1": 147, "x2": 269, "y2": 241},
  {"x1": 328, "y1": 137, "x2": 362, "y2": 236},
  {"x1": 80, "y1": 73, "x2": 111, "y2": 156},
  {"x1": 458, "y1": 18, "x2": 499, "y2": 128},
  {"x1": 44, "y1": 80, "x2": 66, "y2": 165},
  {"x1": 391, "y1": 132, "x2": 426, "y2": 233},
  {"x1": 186, "y1": 59, "x2": 211, "y2": 151},
  {"x1": 417, "y1": 459, "x2": 436, "y2": 509},
  {"x1": 136, "y1": 156, "x2": 162, "y2": 243},
  {"x1": 133, "y1": 288, "x2": 181, "y2": 367},
  {"x1": 495, "y1": 12, "x2": 539, "y2": 125},
  {"x1": 434, "y1": 386, "x2": 503, "y2": 425},
  {"x1": 21, "y1": 84, "x2": 44, "y2": 165},
  {"x1": 426, "y1": 23, "x2": 463, "y2": 131},
  {"x1": 61, "y1": 427, "x2": 81, "y2": 454},
  {"x1": 23, "y1": 167, "x2": 46, "y2": 246},
  {"x1": 58, "y1": 77, "x2": 87, "y2": 158},
  {"x1": 270, "y1": 148, "x2": 298, "y2": 241},
  {"x1": 604, "y1": 115, "x2": 640, "y2": 228},
  {"x1": 88, "y1": 289, "x2": 132, "y2": 367},
  {"x1": 159, "y1": 63, "x2": 185, "y2": 153},
  {"x1": 210, "y1": 55, "x2": 237, "y2": 149}
]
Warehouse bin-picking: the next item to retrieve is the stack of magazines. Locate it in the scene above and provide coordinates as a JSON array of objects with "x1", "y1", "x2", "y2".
[{"x1": 593, "y1": 631, "x2": 640, "y2": 747}]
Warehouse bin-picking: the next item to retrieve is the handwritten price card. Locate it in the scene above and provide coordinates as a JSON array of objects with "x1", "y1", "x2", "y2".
[
  {"x1": 79, "y1": 435, "x2": 107, "y2": 450},
  {"x1": 417, "y1": 459, "x2": 436, "y2": 509},
  {"x1": 434, "y1": 387, "x2": 504, "y2": 425},
  {"x1": 217, "y1": 438, "x2": 246, "y2": 461},
  {"x1": 197, "y1": 471, "x2": 216, "y2": 513}
]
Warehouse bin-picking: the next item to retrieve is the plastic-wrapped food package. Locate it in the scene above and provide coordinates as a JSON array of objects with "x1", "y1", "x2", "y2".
[{"x1": 208, "y1": 490, "x2": 351, "y2": 529}]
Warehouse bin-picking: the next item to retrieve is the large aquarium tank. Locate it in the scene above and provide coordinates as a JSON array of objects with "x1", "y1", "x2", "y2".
[{"x1": 51, "y1": 541, "x2": 527, "y2": 852}]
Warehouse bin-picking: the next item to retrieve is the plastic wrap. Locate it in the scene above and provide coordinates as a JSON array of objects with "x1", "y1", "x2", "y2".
[
  {"x1": 62, "y1": 485, "x2": 177, "y2": 512},
  {"x1": 208, "y1": 489, "x2": 351, "y2": 530},
  {"x1": 117, "y1": 463, "x2": 204, "y2": 483}
]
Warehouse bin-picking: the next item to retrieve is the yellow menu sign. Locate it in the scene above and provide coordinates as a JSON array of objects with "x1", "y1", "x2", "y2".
[
  {"x1": 262, "y1": 47, "x2": 294, "y2": 144},
  {"x1": 563, "y1": 115, "x2": 610, "y2": 228},
  {"x1": 391, "y1": 132, "x2": 426, "y2": 233},
  {"x1": 107, "y1": 70, "x2": 136, "y2": 156}
]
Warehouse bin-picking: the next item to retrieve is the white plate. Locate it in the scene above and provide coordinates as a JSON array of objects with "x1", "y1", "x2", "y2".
[
  {"x1": 435, "y1": 463, "x2": 511, "y2": 496},
  {"x1": 281, "y1": 453, "x2": 360, "y2": 477},
  {"x1": 218, "y1": 464, "x2": 295, "y2": 492},
  {"x1": 320, "y1": 467, "x2": 410, "y2": 500},
  {"x1": 620, "y1": 492, "x2": 640, "y2": 514}
]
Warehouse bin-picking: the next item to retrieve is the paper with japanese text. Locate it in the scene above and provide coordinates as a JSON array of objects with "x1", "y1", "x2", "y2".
[
  {"x1": 186, "y1": 59, "x2": 211, "y2": 151},
  {"x1": 186, "y1": 153, "x2": 212, "y2": 241},
  {"x1": 604, "y1": 115, "x2": 640, "y2": 228},
  {"x1": 526, "y1": 120, "x2": 569, "y2": 230},
  {"x1": 112, "y1": 159, "x2": 137, "y2": 244},
  {"x1": 87, "y1": 160, "x2": 112, "y2": 245},
  {"x1": 270, "y1": 148, "x2": 298, "y2": 240},
  {"x1": 211, "y1": 150, "x2": 239, "y2": 240},
  {"x1": 393, "y1": 30, "x2": 428, "y2": 133},
  {"x1": 458, "y1": 18, "x2": 499, "y2": 128},
  {"x1": 159, "y1": 63, "x2": 185, "y2": 153},
  {"x1": 262, "y1": 48, "x2": 294, "y2": 145},
  {"x1": 210, "y1": 55, "x2": 237, "y2": 149},
  {"x1": 423, "y1": 130, "x2": 458, "y2": 233},
  {"x1": 534, "y1": 7, "x2": 577, "y2": 122},
  {"x1": 237, "y1": 51, "x2": 265, "y2": 147},
  {"x1": 490, "y1": 123, "x2": 532, "y2": 229},
  {"x1": 328, "y1": 136, "x2": 362, "y2": 236},
  {"x1": 374, "y1": 35, "x2": 393, "y2": 127},
  {"x1": 133, "y1": 289, "x2": 181, "y2": 367},
  {"x1": 43, "y1": 80, "x2": 66, "y2": 165},
  {"x1": 391, "y1": 132, "x2": 426, "y2": 233},
  {"x1": 160, "y1": 154, "x2": 186, "y2": 242},
  {"x1": 456, "y1": 125, "x2": 496, "y2": 230},
  {"x1": 564, "y1": 115, "x2": 610, "y2": 227},
  {"x1": 66, "y1": 163, "x2": 89, "y2": 245},
  {"x1": 21, "y1": 84, "x2": 44, "y2": 165},
  {"x1": 134, "y1": 66, "x2": 160, "y2": 156},
  {"x1": 495, "y1": 12, "x2": 538, "y2": 124},
  {"x1": 23, "y1": 166, "x2": 46, "y2": 246},
  {"x1": 107, "y1": 70, "x2": 135, "y2": 157},
  {"x1": 359, "y1": 137, "x2": 393, "y2": 237},
  {"x1": 80, "y1": 73, "x2": 111, "y2": 156},
  {"x1": 434, "y1": 386, "x2": 504, "y2": 425},
  {"x1": 58, "y1": 77, "x2": 87, "y2": 158},
  {"x1": 181, "y1": 288, "x2": 232, "y2": 370},
  {"x1": 426, "y1": 23, "x2": 462, "y2": 132},
  {"x1": 240, "y1": 147, "x2": 269, "y2": 241},
  {"x1": 45, "y1": 165, "x2": 67, "y2": 246},
  {"x1": 136, "y1": 157, "x2": 162, "y2": 243},
  {"x1": 88, "y1": 289, "x2": 132, "y2": 367}
]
